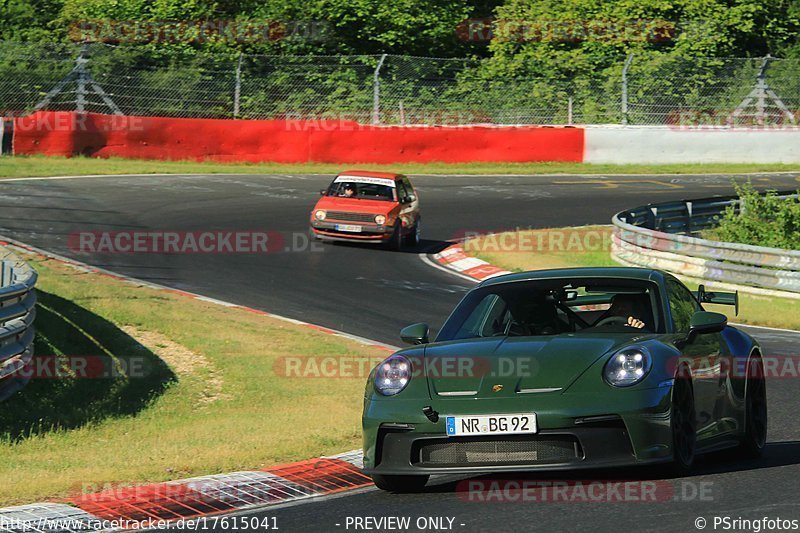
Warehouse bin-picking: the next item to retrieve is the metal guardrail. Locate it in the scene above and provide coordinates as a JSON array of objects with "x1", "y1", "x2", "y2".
[
  {"x1": 0, "y1": 246, "x2": 37, "y2": 400},
  {"x1": 611, "y1": 191, "x2": 800, "y2": 295}
]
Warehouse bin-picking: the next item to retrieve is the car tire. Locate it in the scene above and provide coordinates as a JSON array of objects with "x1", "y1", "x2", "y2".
[
  {"x1": 405, "y1": 219, "x2": 421, "y2": 248},
  {"x1": 740, "y1": 355, "x2": 768, "y2": 458},
  {"x1": 371, "y1": 474, "x2": 429, "y2": 493},
  {"x1": 388, "y1": 223, "x2": 404, "y2": 251},
  {"x1": 670, "y1": 374, "x2": 697, "y2": 473}
]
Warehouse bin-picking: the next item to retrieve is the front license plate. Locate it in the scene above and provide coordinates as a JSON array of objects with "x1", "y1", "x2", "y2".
[
  {"x1": 336, "y1": 224, "x2": 362, "y2": 232},
  {"x1": 446, "y1": 413, "x2": 537, "y2": 436}
]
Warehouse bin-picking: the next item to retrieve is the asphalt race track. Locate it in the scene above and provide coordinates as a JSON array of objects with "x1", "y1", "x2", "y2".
[{"x1": 1, "y1": 172, "x2": 799, "y2": 532}]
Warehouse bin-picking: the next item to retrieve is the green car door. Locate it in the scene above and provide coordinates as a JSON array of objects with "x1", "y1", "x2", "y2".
[{"x1": 664, "y1": 277, "x2": 730, "y2": 441}]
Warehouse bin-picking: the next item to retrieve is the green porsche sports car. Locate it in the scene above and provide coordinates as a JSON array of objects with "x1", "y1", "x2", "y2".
[{"x1": 362, "y1": 267, "x2": 767, "y2": 492}]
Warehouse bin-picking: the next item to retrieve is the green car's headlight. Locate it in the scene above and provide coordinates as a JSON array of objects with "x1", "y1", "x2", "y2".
[
  {"x1": 604, "y1": 346, "x2": 651, "y2": 387},
  {"x1": 374, "y1": 355, "x2": 411, "y2": 396}
]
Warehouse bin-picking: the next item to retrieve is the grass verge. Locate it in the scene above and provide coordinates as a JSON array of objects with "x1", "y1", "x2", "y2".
[
  {"x1": 0, "y1": 252, "x2": 388, "y2": 506},
  {"x1": 467, "y1": 225, "x2": 800, "y2": 331},
  {"x1": 1, "y1": 155, "x2": 800, "y2": 178}
]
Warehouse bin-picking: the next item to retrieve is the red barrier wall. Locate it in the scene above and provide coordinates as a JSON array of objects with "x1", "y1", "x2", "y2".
[{"x1": 13, "y1": 112, "x2": 584, "y2": 163}]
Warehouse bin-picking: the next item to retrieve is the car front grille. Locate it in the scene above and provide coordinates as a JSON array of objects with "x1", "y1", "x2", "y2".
[
  {"x1": 414, "y1": 436, "x2": 581, "y2": 467},
  {"x1": 326, "y1": 211, "x2": 377, "y2": 223}
]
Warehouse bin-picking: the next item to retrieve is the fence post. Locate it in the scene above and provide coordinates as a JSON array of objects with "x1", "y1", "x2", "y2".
[
  {"x1": 0, "y1": 261, "x2": 10, "y2": 287},
  {"x1": 731, "y1": 55, "x2": 795, "y2": 127},
  {"x1": 33, "y1": 43, "x2": 122, "y2": 115},
  {"x1": 621, "y1": 53, "x2": 634, "y2": 125},
  {"x1": 75, "y1": 44, "x2": 89, "y2": 113},
  {"x1": 567, "y1": 96, "x2": 573, "y2": 125},
  {"x1": 686, "y1": 201, "x2": 694, "y2": 234},
  {"x1": 233, "y1": 53, "x2": 243, "y2": 119},
  {"x1": 373, "y1": 54, "x2": 388, "y2": 125}
]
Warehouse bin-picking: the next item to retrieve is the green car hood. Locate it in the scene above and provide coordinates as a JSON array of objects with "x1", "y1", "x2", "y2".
[{"x1": 423, "y1": 333, "x2": 651, "y2": 399}]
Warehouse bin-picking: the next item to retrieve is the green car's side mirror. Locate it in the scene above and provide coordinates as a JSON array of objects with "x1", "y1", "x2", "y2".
[
  {"x1": 689, "y1": 311, "x2": 727, "y2": 335},
  {"x1": 400, "y1": 323, "x2": 429, "y2": 345},
  {"x1": 678, "y1": 311, "x2": 727, "y2": 348}
]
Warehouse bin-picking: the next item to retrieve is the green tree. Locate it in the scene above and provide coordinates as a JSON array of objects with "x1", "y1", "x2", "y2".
[
  {"x1": 708, "y1": 181, "x2": 800, "y2": 250},
  {"x1": 55, "y1": 0, "x2": 498, "y2": 56},
  {"x1": 0, "y1": 0, "x2": 65, "y2": 41}
]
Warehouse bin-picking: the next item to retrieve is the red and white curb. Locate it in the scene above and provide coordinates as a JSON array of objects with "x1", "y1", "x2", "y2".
[
  {"x1": 0, "y1": 236, "x2": 388, "y2": 531},
  {"x1": 0, "y1": 451, "x2": 368, "y2": 532},
  {"x1": 432, "y1": 244, "x2": 510, "y2": 282}
]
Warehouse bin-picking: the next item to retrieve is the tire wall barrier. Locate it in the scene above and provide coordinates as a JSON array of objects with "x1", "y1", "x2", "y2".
[
  {"x1": 11, "y1": 112, "x2": 585, "y2": 163},
  {"x1": 611, "y1": 193, "x2": 800, "y2": 296},
  {"x1": 0, "y1": 245, "x2": 37, "y2": 401},
  {"x1": 585, "y1": 127, "x2": 800, "y2": 164}
]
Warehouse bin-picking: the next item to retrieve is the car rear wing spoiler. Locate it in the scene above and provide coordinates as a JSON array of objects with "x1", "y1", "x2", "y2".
[{"x1": 694, "y1": 284, "x2": 739, "y2": 316}]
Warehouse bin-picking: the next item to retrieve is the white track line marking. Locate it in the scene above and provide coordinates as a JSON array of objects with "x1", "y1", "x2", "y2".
[{"x1": 729, "y1": 322, "x2": 800, "y2": 334}]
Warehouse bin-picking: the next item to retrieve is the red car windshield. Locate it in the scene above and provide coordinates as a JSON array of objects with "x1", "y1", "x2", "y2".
[{"x1": 326, "y1": 181, "x2": 396, "y2": 202}]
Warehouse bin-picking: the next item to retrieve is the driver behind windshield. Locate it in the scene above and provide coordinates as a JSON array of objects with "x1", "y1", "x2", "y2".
[
  {"x1": 329, "y1": 181, "x2": 395, "y2": 201},
  {"x1": 595, "y1": 293, "x2": 649, "y2": 330},
  {"x1": 511, "y1": 296, "x2": 563, "y2": 336}
]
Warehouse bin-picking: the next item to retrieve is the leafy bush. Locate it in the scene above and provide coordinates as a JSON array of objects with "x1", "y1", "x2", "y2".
[{"x1": 707, "y1": 181, "x2": 800, "y2": 250}]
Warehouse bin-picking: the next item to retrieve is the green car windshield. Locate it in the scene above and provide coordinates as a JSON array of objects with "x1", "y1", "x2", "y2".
[{"x1": 436, "y1": 278, "x2": 665, "y2": 341}]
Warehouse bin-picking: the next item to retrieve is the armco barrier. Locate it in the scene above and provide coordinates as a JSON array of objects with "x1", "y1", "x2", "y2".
[
  {"x1": 11, "y1": 111, "x2": 584, "y2": 163},
  {"x1": 611, "y1": 192, "x2": 800, "y2": 295},
  {"x1": 0, "y1": 245, "x2": 37, "y2": 401}
]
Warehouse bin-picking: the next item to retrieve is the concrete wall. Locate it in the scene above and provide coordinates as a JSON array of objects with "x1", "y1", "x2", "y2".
[{"x1": 584, "y1": 127, "x2": 800, "y2": 164}]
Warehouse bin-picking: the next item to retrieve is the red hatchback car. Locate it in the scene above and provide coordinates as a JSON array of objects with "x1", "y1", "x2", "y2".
[{"x1": 310, "y1": 171, "x2": 421, "y2": 249}]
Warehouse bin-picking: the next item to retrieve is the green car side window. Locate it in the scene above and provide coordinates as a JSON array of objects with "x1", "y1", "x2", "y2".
[
  {"x1": 666, "y1": 279, "x2": 701, "y2": 333},
  {"x1": 454, "y1": 294, "x2": 509, "y2": 339}
]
